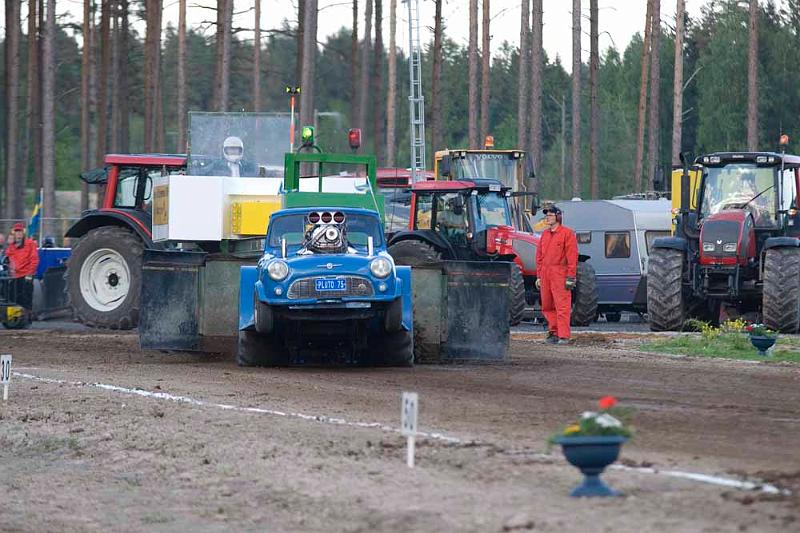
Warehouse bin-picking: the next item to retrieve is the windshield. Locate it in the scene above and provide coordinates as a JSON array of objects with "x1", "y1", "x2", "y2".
[
  {"x1": 187, "y1": 112, "x2": 290, "y2": 177},
  {"x1": 267, "y1": 213, "x2": 384, "y2": 253},
  {"x1": 701, "y1": 163, "x2": 777, "y2": 227},
  {"x1": 452, "y1": 153, "x2": 522, "y2": 191},
  {"x1": 473, "y1": 192, "x2": 512, "y2": 231}
]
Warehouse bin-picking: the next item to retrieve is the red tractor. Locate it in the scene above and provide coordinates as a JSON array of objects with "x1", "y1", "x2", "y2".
[
  {"x1": 387, "y1": 178, "x2": 598, "y2": 326},
  {"x1": 648, "y1": 150, "x2": 800, "y2": 331},
  {"x1": 65, "y1": 154, "x2": 187, "y2": 329}
]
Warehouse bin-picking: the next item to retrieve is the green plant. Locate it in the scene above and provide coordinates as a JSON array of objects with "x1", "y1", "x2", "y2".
[
  {"x1": 549, "y1": 396, "x2": 633, "y2": 445},
  {"x1": 745, "y1": 323, "x2": 777, "y2": 337}
]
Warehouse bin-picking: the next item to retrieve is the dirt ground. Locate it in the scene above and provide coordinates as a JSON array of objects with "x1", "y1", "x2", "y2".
[{"x1": 1, "y1": 328, "x2": 799, "y2": 532}]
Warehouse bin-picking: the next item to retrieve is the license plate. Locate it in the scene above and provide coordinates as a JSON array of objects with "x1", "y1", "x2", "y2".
[{"x1": 315, "y1": 277, "x2": 347, "y2": 292}]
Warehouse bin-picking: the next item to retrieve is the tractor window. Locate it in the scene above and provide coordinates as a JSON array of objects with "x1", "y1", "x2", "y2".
[
  {"x1": 414, "y1": 193, "x2": 434, "y2": 230},
  {"x1": 605, "y1": 232, "x2": 631, "y2": 258},
  {"x1": 780, "y1": 168, "x2": 797, "y2": 212},
  {"x1": 114, "y1": 167, "x2": 142, "y2": 208},
  {"x1": 702, "y1": 164, "x2": 777, "y2": 227},
  {"x1": 452, "y1": 154, "x2": 521, "y2": 191},
  {"x1": 473, "y1": 191, "x2": 512, "y2": 231}
]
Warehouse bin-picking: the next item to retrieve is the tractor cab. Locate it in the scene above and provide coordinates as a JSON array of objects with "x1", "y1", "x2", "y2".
[{"x1": 434, "y1": 148, "x2": 537, "y2": 232}]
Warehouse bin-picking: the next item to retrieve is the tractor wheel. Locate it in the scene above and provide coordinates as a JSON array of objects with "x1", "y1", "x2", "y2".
[
  {"x1": 388, "y1": 239, "x2": 442, "y2": 266},
  {"x1": 509, "y1": 264, "x2": 526, "y2": 326},
  {"x1": 66, "y1": 226, "x2": 143, "y2": 329},
  {"x1": 237, "y1": 329, "x2": 289, "y2": 367},
  {"x1": 372, "y1": 328, "x2": 414, "y2": 367},
  {"x1": 254, "y1": 295, "x2": 274, "y2": 335},
  {"x1": 647, "y1": 247, "x2": 686, "y2": 331},
  {"x1": 571, "y1": 262, "x2": 599, "y2": 327},
  {"x1": 762, "y1": 247, "x2": 800, "y2": 333}
]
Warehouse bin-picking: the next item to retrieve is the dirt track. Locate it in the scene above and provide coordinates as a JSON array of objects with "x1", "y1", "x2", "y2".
[{"x1": 1, "y1": 328, "x2": 799, "y2": 532}]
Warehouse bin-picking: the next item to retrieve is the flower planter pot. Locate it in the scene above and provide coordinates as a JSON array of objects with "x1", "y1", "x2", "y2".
[
  {"x1": 554, "y1": 435, "x2": 627, "y2": 497},
  {"x1": 749, "y1": 335, "x2": 777, "y2": 356}
]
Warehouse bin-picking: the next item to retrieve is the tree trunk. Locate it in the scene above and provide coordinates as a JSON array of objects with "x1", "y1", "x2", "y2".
[
  {"x1": 42, "y1": 0, "x2": 56, "y2": 220},
  {"x1": 80, "y1": 0, "x2": 91, "y2": 210},
  {"x1": 96, "y1": 0, "x2": 111, "y2": 166},
  {"x1": 480, "y1": 0, "x2": 490, "y2": 141},
  {"x1": 516, "y1": 0, "x2": 529, "y2": 150},
  {"x1": 357, "y1": 0, "x2": 372, "y2": 132},
  {"x1": 746, "y1": 0, "x2": 759, "y2": 151},
  {"x1": 634, "y1": 0, "x2": 653, "y2": 192},
  {"x1": 176, "y1": 0, "x2": 187, "y2": 150},
  {"x1": 118, "y1": 0, "x2": 129, "y2": 153},
  {"x1": 219, "y1": 0, "x2": 232, "y2": 111},
  {"x1": 646, "y1": 0, "x2": 661, "y2": 190},
  {"x1": 351, "y1": 0, "x2": 359, "y2": 127},
  {"x1": 570, "y1": 0, "x2": 581, "y2": 197},
  {"x1": 468, "y1": 0, "x2": 479, "y2": 148},
  {"x1": 24, "y1": 0, "x2": 40, "y2": 191},
  {"x1": 589, "y1": 0, "x2": 599, "y2": 199},
  {"x1": 4, "y1": 0, "x2": 21, "y2": 218},
  {"x1": 372, "y1": 0, "x2": 384, "y2": 163},
  {"x1": 110, "y1": 2, "x2": 119, "y2": 152},
  {"x1": 431, "y1": 0, "x2": 444, "y2": 151},
  {"x1": 296, "y1": 0, "x2": 305, "y2": 87},
  {"x1": 252, "y1": 0, "x2": 261, "y2": 112},
  {"x1": 144, "y1": 0, "x2": 162, "y2": 152},
  {"x1": 299, "y1": 0, "x2": 317, "y2": 130},
  {"x1": 385, "y1": 0, "x2": 397, "y2": 166},
  {"x1": 529, "y1": 0, "x2": 543, "y2": 174},
  {"x1": 670, "y1": 0, "x2": 685, "y2": 166}
]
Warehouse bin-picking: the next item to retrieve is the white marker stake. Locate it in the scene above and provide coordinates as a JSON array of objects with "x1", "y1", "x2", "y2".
[
  {"x1": 401, "y1": 392, "x2": 418, "y2": 468},
  {"x1": 1, "y1": 354, "x2": 11, "y2": 401}
]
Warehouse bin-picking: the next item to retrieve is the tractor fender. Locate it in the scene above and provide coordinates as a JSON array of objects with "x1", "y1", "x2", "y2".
[
  {"x1": 651, "y1": 236, "x2": 688, "y2": 252},
  {"x1": 387, "y1": 230, "x2": 456, "y2": 259},
  {"x1": 578, "y1": 253, "x2": 591, "y2": 262},
  {"x1": 763, "y1": 236, "x2": 800, "y2": 251},
  {"x1": 65, "y1": 211, "x2": 157, "y2": 248}
]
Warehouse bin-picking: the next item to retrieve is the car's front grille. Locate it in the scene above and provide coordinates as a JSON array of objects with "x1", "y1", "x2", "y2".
[{"x1": 287, "y1": 276, "x2": 374, "y2": 300}]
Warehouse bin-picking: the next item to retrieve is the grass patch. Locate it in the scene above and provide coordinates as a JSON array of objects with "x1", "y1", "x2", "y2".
[{"x1": 641, "y1": 332, "x2": 800, "y2": 362}]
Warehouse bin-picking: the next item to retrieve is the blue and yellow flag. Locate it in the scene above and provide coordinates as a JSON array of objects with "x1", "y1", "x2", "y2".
[{"x1": 27, "y1": 188, "x2": 42, "y2": 239}]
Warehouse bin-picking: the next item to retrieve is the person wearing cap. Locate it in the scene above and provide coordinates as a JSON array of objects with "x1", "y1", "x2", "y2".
[
  {"x1": 5, "y1": 222, "x2": 39, "y2": 311},
  {"x1": 535, "y1": 205, "x2": 578, "y2": 344}
]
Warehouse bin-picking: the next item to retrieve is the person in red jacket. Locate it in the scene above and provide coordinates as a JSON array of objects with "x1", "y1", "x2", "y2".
[
  {"x1": 5, "y1": 222, "x2": 39, "y2": 311},
  {"x1": 535, "y1": 205, "x2": 578, "y2": 344}
]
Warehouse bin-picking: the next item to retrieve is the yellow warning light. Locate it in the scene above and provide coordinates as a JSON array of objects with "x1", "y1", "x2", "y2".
[{"x1": 484, "y1": 135, "x2": 494, "y2": 149}]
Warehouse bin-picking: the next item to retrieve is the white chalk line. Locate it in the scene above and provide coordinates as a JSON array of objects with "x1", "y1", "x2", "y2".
[{"x1": 12, "y1": 371, "x2": 790, "y2": 496}]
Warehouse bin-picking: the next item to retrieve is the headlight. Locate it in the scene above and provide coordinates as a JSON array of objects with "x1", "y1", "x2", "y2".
[
  {"x1": 370, "y1": 257, "x2": 392, "y2": 278},
  {"x1": 702, "y1": 242, "x2": 715, "y2": 252},
  {"x1": 267, "y1": 260, "x2": 289, "y2": 281},
  {"x1": 723, "y1": 242, "x2": 737, "y2": 253}
]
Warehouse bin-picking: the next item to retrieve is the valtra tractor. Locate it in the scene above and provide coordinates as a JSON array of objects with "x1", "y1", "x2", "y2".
[{"x1": 648, "y1": 148, "x2": 800, "y2": 332}]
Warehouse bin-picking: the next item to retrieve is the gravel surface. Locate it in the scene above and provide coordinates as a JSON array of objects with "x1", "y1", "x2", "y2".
[{"x1": 0, "y1": 327, "x2": 798, "y2": 532}]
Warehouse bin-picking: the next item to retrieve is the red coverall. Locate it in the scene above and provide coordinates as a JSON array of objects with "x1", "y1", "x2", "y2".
[
  {"x1": 535, "y1": 225, "x2": 578, "y2": 339},
  {"x1": 6, "y1": 238, "x2": 40, "y2": 278}
]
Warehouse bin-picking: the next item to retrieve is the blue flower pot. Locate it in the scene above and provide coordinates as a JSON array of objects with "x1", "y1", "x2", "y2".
[
  {"x1": 749, "y1": 335, "x2": 777, "y2": 356},
  {"x1": 554, "y1": 435, "x2": 627, "y2": 497}
]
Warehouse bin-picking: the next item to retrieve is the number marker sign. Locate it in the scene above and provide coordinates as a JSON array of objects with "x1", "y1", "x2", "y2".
[
  {"x1": 401, "y1": 392, "x2": 418, "y2": 468},
  {"x1": 1, "y1": 354, "x2": 11, "y2": 401}
]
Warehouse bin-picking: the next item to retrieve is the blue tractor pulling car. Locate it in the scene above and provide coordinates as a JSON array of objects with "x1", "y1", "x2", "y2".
[{"x1": 237, "y1": 207, "x2": 413, "y2": 366}]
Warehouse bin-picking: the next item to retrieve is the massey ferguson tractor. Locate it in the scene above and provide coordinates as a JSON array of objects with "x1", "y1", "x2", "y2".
[
  {"x1": 387, "y1": 178, "x2": 598, "y2": 326},
  {"x1": 648, "y1": 150, "x2": 800, "y2": 332}
]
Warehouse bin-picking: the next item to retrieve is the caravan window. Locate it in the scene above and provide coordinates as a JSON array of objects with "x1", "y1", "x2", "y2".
[
  {"x1": 645, "y1": 231, "x2": 671, "y2": 253},
  {"x1": 605, "y1": 232, "x2": 631, "y2": 258}
]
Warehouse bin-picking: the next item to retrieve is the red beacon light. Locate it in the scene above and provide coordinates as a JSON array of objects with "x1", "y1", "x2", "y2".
[{"x1": 348, "y1": 128, "x2": 362, "y2": 151}]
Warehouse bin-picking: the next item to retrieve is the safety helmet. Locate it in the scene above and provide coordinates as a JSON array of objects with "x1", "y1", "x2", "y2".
[
  {"x1": 542, "y1": 204, "x2": 563, "y2": 223},
  {"x1": 222, "y1": 136, "x2": 244, "y2": 163}
]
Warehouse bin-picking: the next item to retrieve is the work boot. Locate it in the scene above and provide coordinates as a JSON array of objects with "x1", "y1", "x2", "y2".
[
  {"x1": 544, "y1": 332, "x2": 558, "y2": 344},
  {"x1": 556, "y1": 338, "x2": 571, "y2": 345}
]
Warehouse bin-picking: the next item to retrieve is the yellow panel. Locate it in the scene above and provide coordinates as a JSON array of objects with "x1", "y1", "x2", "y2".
[{"x1": 231, "y1": 200, "x2": 282, "y2": 235}]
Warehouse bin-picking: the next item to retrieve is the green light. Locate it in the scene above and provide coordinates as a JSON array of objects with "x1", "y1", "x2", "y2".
[{"x1": 301, "y1": 126, "x2": 315, "y2": 144}]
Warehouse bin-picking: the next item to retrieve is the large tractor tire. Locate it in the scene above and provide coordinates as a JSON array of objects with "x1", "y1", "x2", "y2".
[
  {"x1": 647, "y1": 247, "x2": 686, "y2": 331},
  {"x1": 762, "y1": 247, "x2": 800, "y2": 333},
  {"x1": 509, "y1": 264, "x2": 526, "y2": 326},
  {"x1": 237, "y1": 329, "x2": 289, "y2": 366},
  {"x1": 372, "y1": 328, "x2": 414, "y2": 367},
  {"x1": 571, "y1": 262, "x2": 599, "y2": 327},
  {"x1": 388, "y1": 239, "x2": 442, "y2": 266},
  {"x1": 66, "y1": 226, "x2": 143, "y2": 329}
]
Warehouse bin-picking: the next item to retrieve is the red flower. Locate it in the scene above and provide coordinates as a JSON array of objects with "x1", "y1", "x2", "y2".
[
  {"x1": 746, "y1": 325, "x2": 753, "y2": 332},
  {"x1": 598, "y1": 396, "x2": 618, "y2": 410}
]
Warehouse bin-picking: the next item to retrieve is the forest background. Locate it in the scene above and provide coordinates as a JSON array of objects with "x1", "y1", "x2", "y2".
[{"x1": 0, "y1": 0, "x2": 796, "y2": 222}]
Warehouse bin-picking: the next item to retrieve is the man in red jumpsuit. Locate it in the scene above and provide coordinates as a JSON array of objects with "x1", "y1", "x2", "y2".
[
  {"x1": 535, "y1": 205, "x2": 578, "y2": 344},
  {"x1": 5, "y1": 222, "x2": 40, "y2": 311}
]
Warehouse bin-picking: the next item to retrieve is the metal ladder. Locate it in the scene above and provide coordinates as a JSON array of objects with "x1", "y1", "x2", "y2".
[{"x1": 405, "y1": 0, "x2": 426, "y2": 182}]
